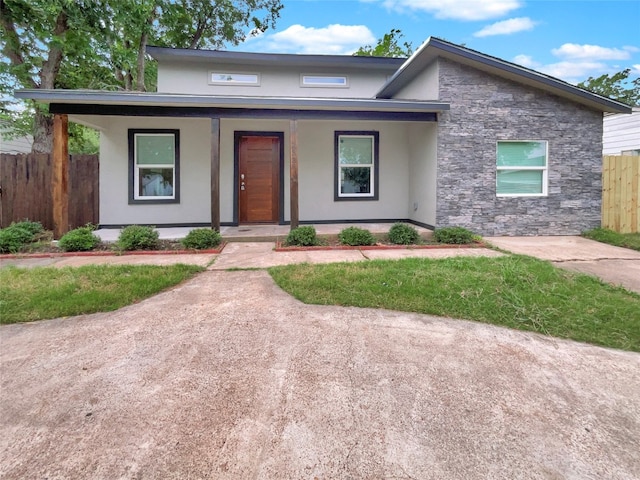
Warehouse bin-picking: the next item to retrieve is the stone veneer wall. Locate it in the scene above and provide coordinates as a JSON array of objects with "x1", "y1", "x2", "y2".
[{"x1": 436, "y1": 58, "x2": 603, "y2": 236}]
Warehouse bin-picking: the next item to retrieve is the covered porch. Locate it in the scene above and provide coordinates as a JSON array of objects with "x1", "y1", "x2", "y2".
[{"x1": 16, "y1": 89, "x2": 449, "y2": 238}]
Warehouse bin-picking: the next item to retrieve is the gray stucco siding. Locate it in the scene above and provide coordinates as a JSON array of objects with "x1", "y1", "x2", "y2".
[{"x1": 436, "y1": 58, "x2": 603, "y2": 236}]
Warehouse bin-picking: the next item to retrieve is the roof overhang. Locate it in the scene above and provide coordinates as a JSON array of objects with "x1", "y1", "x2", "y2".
[
  {"x1": 377, "y1": 37, "x2": 633, "y2": 114},
  {"x1": 146, "y1": 46, "x2": 406, "y2": 72},
  {"x1": 15, "y1": 89, "x2": 449, "y2": 122}
]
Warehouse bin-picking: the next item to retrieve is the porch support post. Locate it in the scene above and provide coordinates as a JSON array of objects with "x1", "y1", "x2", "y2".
[
  {"x1": 52, "y1": 113, "x2": 69, "y2": 239},
  {"x1": 211, "y1": 117, "x2": 220, "y2": 231},
  {"x1": 289, "y1": 119, "x2": 299, "y2": 229}
]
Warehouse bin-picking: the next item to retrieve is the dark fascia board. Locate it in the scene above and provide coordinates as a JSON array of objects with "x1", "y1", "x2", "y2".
[
  {"x1": 15, "y1": 89, "x2": 450, "y2": 113},
  {"x1": 146, "y1": 45, "x2": 406, "y2": 71},
  {"x1": 376, "y1": 37, "x2": 632, "y2": 114}
]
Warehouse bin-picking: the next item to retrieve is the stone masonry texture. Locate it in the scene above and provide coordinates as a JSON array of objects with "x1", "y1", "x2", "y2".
[{"x1": 436, "y1": 58, "x2": 603, "y2": 236}]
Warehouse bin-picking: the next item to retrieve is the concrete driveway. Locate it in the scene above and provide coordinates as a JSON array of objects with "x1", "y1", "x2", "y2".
[
  {"x1": 2, "y1": 270, "x2": 639, "y2": 479},
  {"x1": 488, "y1": 236, "x2": 640, "y2": 294}
]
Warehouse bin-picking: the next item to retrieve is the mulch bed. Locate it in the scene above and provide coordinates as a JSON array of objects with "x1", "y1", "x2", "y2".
[
  {"x1": 0, "y1": 240, "x2": 226, "y2": 259},
  {"x1": 275, "y1": 241, "x2": 485, "y2": 252}
]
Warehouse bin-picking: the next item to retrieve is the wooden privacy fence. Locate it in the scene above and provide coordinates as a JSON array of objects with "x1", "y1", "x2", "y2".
[
  {"x1": 602, "y1": 155, "x2": 640, "y2": 234},
  {"x1": 0, "y1": 153, "x2": 99, "y2": 230}
]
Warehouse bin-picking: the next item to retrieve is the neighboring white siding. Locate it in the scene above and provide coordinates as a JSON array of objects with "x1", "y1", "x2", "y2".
[
  {"x1": 603, "y1": 107, "x2": 640, "y2": 155},
  {"x1": 393, "y1": 61, "x2": 439, "y2": 100},
  {"x1": 157, "y1": 61, "x2": 390, "y2": 98},
  {"x1": 407, "y1": 123, "x2": 438, "y2": 226},
  {"x1": 0, "y1": 123, "x2": 33, "y2": 153}
]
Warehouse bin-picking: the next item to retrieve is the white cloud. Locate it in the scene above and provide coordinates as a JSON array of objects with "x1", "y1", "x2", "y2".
[
  {"x1": 631, "y1": 64, "x2": 640, "y2": 76},
  {"x1": 247, "y1": 24, "x2": 376, "y2": 55},
  {"x1": 538, "y1": 61, "x2": 609, "y2": 82},
  {"x1": 551, "y1": 43, "x2": 636, "y2": 61},
  {"x1": 513, "y1": 54, "x2": 537, "y2": 68},
  {"x1": 473, "y1": 17, "x2": 536, "y2": 37},
  {"x1": 379, "y1": 0, "x2": 521, "y2": 21}
]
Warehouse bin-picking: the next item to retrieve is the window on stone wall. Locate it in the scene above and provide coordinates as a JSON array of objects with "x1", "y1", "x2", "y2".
[
  {"x1": 496, "y1": 141, "x2": 548, "y2": 196},
  {"x1": 128, "y1": 129, "x2": 180, "y2": 204}
]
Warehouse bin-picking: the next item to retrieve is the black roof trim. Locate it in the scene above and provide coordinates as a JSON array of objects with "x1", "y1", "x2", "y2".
[
  {"x1": 376, "y1": 37, "x2": 632, "y2": 113},
  {"x1": 49, "y1": 103, "x2": 438, "y2": 122},
  {"x1": 146, "y1": 46, "x2": 406, "y2": 70}
]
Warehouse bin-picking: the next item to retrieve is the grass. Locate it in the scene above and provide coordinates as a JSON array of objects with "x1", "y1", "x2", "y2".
[
  {"x1": 0, "y1": 264, "x2": 204, "y2": 324},
  {"x1": 269, "y1": 255, "x2": 640, "y2": 352},
  {"x1": 582, "y1": 228, "x2": 640, "y2": 252}
]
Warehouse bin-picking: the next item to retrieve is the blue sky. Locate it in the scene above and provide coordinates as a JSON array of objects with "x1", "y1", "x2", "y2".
[{"x1": 238, "y1": 0, "x2": 640, "y2": 85}]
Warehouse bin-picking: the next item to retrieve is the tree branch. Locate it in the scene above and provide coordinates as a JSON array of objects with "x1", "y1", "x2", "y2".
[
  {"x1": 40, "y1": 10, "x2": 69, "y2": 89},
  {"x1": 0, "y1": 0, "x2": 38, "y2": 88}
]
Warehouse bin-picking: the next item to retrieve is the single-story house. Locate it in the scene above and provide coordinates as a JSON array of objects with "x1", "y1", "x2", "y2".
[
  {"x1": 16, "y1": 37, "x2": 632, "y2": 237},
  {"x1": 603, "y1": 107, "x2": 640, "y2": 156}
]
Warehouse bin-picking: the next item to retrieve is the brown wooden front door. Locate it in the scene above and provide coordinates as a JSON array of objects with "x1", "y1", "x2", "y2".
[{"x1": 238, "y1": 135, "x2": 281, "y2": 224}]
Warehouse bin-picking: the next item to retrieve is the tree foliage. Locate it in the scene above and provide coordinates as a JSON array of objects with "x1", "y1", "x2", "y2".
[
  {"x1": 577, "y1": 68, "x2": 640, "y2": 106},
  {"x1": 354, "y1": 29, "x2": 413, "y2": 58},
  {"x1": 0, "y1": 0, "x2": 283, "y2": 152}
]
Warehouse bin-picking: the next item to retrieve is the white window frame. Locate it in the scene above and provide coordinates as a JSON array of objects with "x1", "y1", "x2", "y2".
[
  {"x1": 336, "y1": 133, "x2": 376, "y2": 199},
  {"x1": 496, "y1": 140, "x2": 548, "y2": 197},
  {"x1": 301, "y1": 74, "x2": 349, "y2": 88},
  {"x1": 209, "y1": 72, "x2": 260, "y2": 85},
  {"x1": 133, "y1": 133, "x2": 176, "y2": 201}
]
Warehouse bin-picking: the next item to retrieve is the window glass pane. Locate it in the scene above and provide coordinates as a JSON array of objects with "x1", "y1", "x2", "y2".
[
  {"x1": 497, "y1": 141, "x2": 546, "y2": 167},
  {"x1": 303, "y1": 75, "x2": 347, "y2": 86},
  {"x1": 139, "y1": 168, "x2": 174, "y2": 197},
  {"x1": 339, "y1": 137, "x2": 373, "y2": 165},
  {"x1": 497, "y1": 170, "x2": 543, "y2": 194},
  {"x1": 210, "y1": 73, "x2": 258, "y2": 84},
  {"x1": 341, "y1": 167, "x2": 371, "y2": 194},
  {"x1": 136, "y1": 135, "x2": 175, "y2": 165}
]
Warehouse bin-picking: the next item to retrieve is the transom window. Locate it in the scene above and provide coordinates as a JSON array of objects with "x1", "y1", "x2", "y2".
[
  {"x1": 496, "y1": 141, "x2": 548, "y2": 196},
  {"x1": 334, "y1": 131, "x2": 379, "y2": 201},
  {"x1": 209, "y1": 72, "x2": 259, "y2": 85},
  {"x1": 128, "y1": 129, "x2": 180, "y2": 204},
  {"x1": 302, "y1": 75, "x2": 348, "y2": 87}
]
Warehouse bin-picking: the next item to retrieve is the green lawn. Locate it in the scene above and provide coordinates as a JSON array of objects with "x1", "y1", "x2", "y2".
[
  {"x1": 269, "y1": 255, "x2": 640, "y2": 352},
  {"x1": 0, "y1": 264, "x2": 203, "y2": 324},
  {"x1": 583, "y1": 228, "x2": 640, "y2": 251}
]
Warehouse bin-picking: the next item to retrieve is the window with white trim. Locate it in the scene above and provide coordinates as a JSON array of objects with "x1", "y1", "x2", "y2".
[
  {"x1": 496, "y1": 141, "x2": 548, "y2": 196},
  {"x1": 335, "y1": 131, "x2": 379, "y2": 200},
  {"x1": 128, "y1": 129, "x2": 180, "y2": 204},
  {"x1": 209, "y1": 72, "x2": 259, "y2": 85},
  {"x1": 302, "y1": 75, "x2": 348, "y2": 87}
]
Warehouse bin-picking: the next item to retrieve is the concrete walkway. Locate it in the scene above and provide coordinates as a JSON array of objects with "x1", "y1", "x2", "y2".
[
  {"x1": 488, "y1": 236, "x2": 640, "y2": 293},
  {"x1": 2, "y1": 270, "x2": 639, "y2": 479}
]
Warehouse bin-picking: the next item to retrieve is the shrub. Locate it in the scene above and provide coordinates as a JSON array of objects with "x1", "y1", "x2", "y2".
[
  {"x1": 433, "y1": 226, "x2": 476, "y2": 245},
  {"x1": 116, "y1": 225, "x2": 159, "y2": 251},
  {"x1": 58, "y1": 226, "x2": 101, "y2": 252},
  {"x1": 11, "y1": 220, "x2": 44, "y2": 235},
  {"x1": 338, "y1": 226, "x2": 376, "y2": 246},
  {"x1": 181, "y1": 228, "x2": 222, "y2": 249},
  {"x1": 0, "y1": 225, "x2": 34, "y2": 253},
  {"x1": 285, "y1": 226, "x2": 318, "y2": 246},
  {"x1": 388, "y1": 223, "x2": 420, "y2": 245}
]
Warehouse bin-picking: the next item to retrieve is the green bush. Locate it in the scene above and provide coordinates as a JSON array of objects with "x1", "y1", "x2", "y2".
[
  {"x1": 58, "y1": 226, "x2": 101, "y2": 252},
  {"x1": 338, "y1": 226, "x2": 376, "y2": 246},
  {"x1": 181, "y1": 228, "x2": 222, "y2": 249},
  {"x1": 433, "y1": 226, "x2": 476, "y2": 245},
  {"x1": 11, "y1": 220, "x2": 44, "y2": 235},
  {"x1": 116, "y1": 225, "x2": 159, "y2": 251},
  {"x1": 388, "y1": 223, "x2": 420, "y2": 245},
  {"x1": 0, "y1": 225, "x2": 34, "y2": 253},
  {"x1": 285, "y1": 226, "x2": 318, "y2": 246}
]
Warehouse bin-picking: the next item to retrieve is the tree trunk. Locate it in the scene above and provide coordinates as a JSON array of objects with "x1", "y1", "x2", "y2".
[{"x1": 32, "y1": 109, "x2": 55, "y2": 153}]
